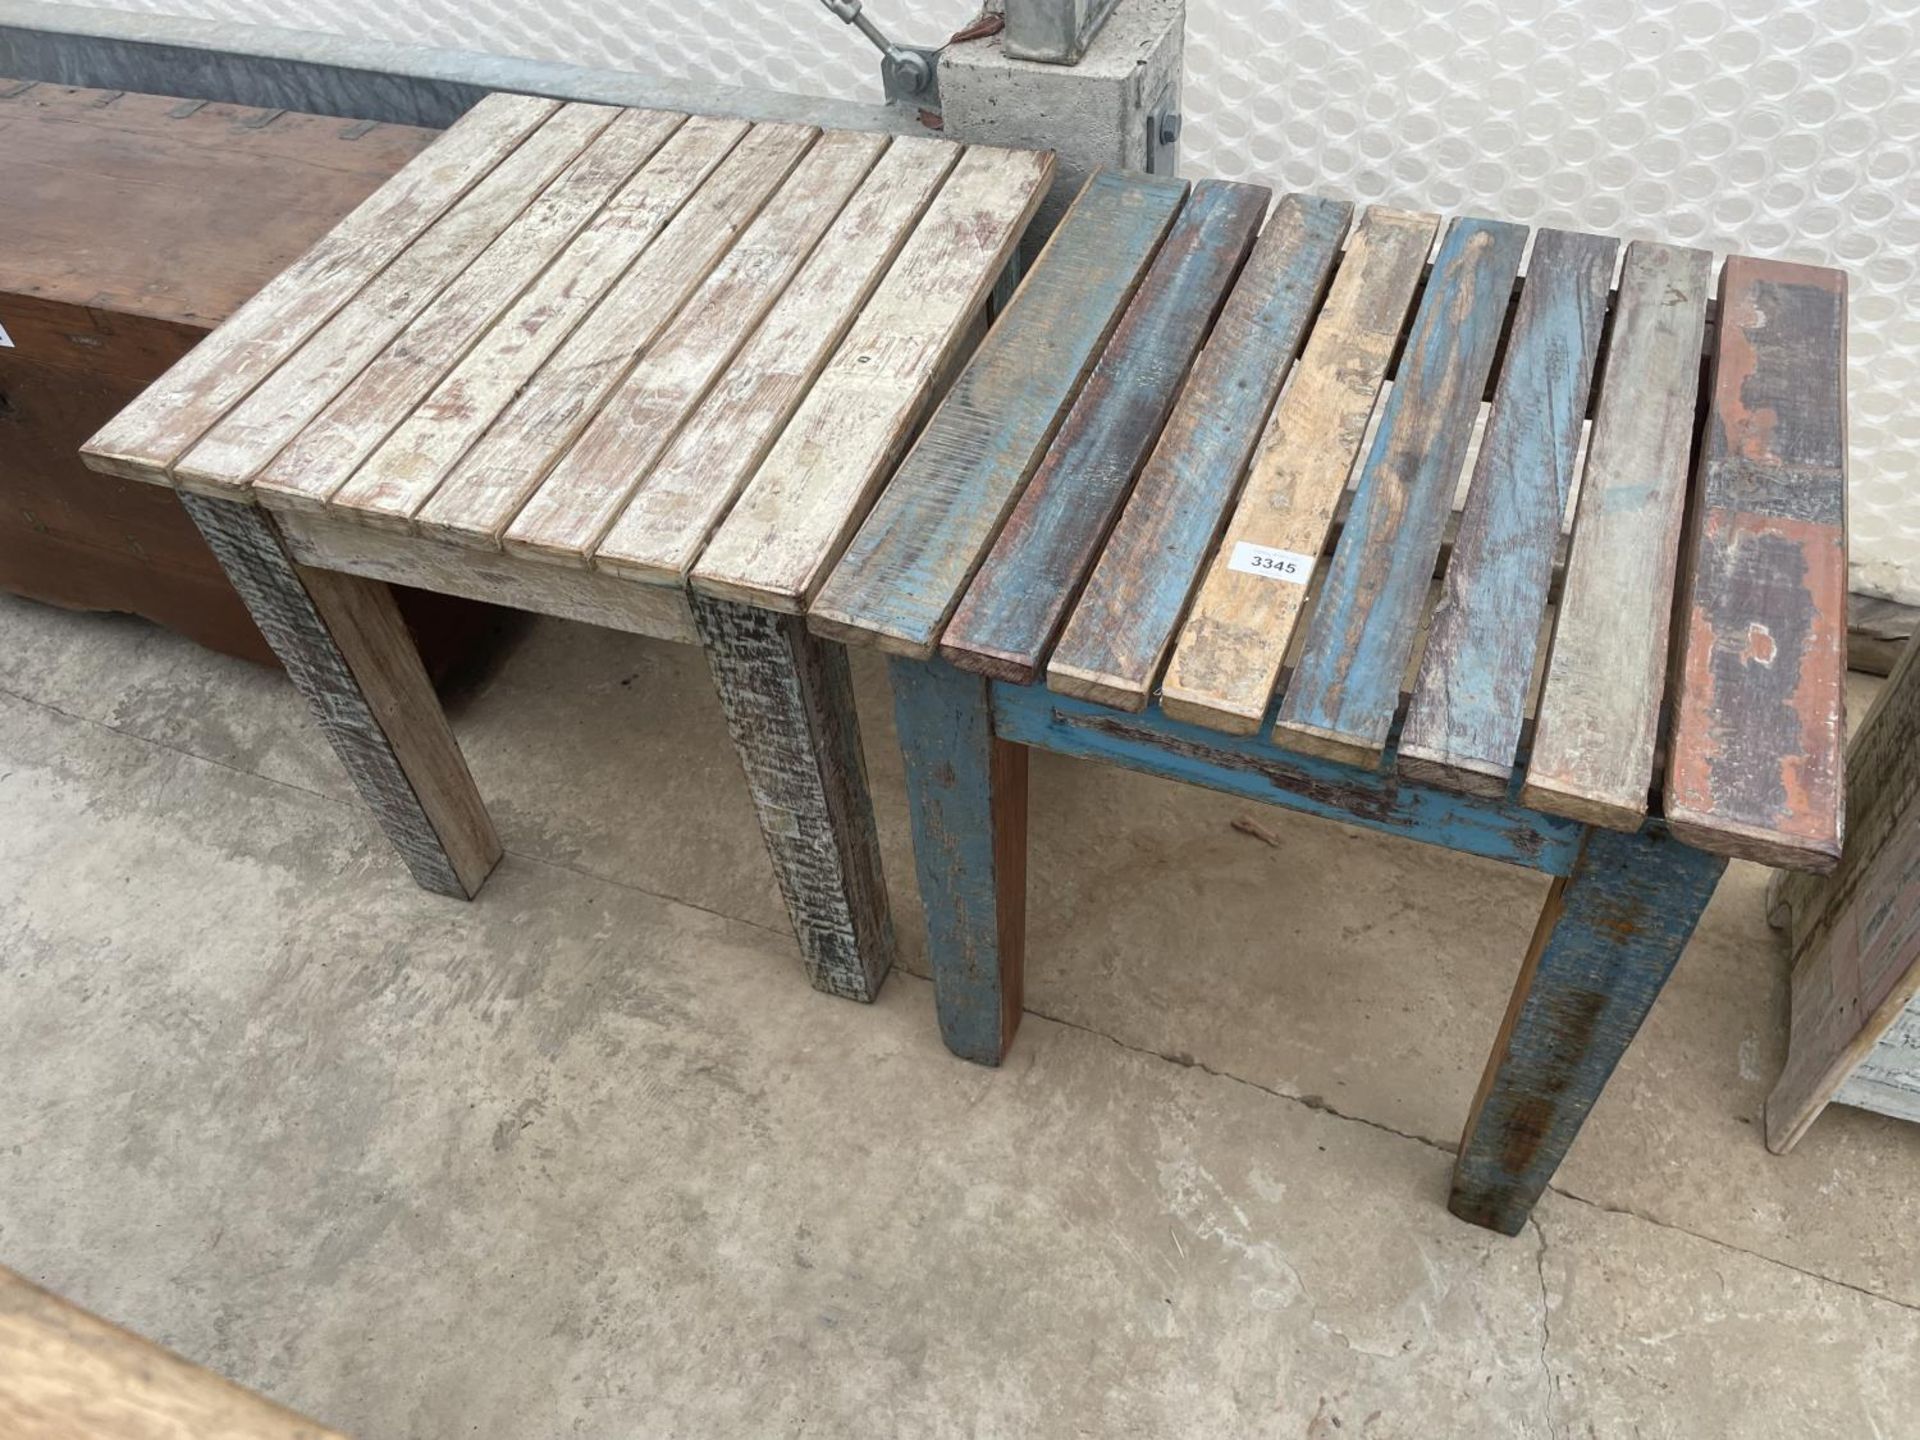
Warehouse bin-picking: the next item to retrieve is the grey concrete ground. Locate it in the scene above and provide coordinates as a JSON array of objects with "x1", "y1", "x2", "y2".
[{"x1": 2, "y1": 589, "x2": 1916, "y2": 1437}]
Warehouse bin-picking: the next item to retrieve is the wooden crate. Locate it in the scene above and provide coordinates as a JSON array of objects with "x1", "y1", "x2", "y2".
[
  {"x1": 1768, "y1": 632, "x2": 1920, "y2": 1149},
  {"x1": 0, "y1": 79, "x2": 485, "y2": 667}
]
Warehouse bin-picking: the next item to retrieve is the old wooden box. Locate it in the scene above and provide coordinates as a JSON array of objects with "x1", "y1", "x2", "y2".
[{"x1": 0, "y1": 79, "x2": 484, "y2": 665}]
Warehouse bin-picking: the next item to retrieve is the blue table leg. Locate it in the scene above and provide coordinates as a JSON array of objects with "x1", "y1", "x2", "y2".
[
  {"x1": 1451, "y1": 823, "x2": 1727, "y2": 1233},
  {"x1": 889, "y1": 659, "x2": 1028, "y2": 1064}
]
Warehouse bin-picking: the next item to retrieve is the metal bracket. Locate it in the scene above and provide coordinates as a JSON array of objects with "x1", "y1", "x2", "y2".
[
  {"x1": 817, "y1": 0, "x2": 941, "y2": 114},
  {"x1": 1003, "y1": 0, "x2": 1123, "y2": 65},
  {"x1": 1144, "y1": 80, "x2": 1180, "y2": 175}
]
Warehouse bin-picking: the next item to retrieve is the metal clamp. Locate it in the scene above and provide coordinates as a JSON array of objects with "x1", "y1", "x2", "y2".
[{"x1": 817, "y1": 0, "x2": 942, "y2": 112}]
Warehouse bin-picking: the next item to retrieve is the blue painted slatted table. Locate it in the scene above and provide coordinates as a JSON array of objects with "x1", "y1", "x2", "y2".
[{"x1": 813, "y1": 170, "x2": 1851, "y2": 1235}]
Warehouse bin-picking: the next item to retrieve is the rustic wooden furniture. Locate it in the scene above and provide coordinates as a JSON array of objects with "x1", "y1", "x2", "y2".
[
  {"x1": 0, "y1": 78, "x2": 491, "y2": 669},
  {"x1": 0, "y1": 1265, "x2": 344, "y2": 1439},
  {"x1": 1768, "y1": 633, "x2": 1919, "y2": 1150},
  {"x1": 811, "y1": 171, "x2": 1850, "y2": 1234},
  {"x1": 81, "y1": 94, "x2": 1051, "y2": 996}
]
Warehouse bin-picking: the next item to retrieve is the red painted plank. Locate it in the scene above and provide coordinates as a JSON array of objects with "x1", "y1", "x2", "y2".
[{"x1": 1665, "y1": 256, "x2": 1848, "y2": 872}]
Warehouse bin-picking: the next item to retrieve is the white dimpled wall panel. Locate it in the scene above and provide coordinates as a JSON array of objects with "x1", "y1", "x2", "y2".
[{"x1": 83, "y1": 0, "x2": 1920, "y2": 599}]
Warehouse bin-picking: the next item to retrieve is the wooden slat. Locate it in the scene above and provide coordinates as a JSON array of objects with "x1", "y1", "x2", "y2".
[
  {"x1": 334, "y1": 114, "x2": 774, "y2": 534},
  {"x1": 171, "y1": 102, "x2": 620, "y2": 495},
  {"x1": 804, "y1": 168, "x2": 1188, "y2": 654},
  {"x1": 1397, "y1": 228, "x2": 1619, "y2": 794},
  {"x1": 686, "y1": 144, "x2": 1056, "y2": 612},
  {"x1": 1665, "y1": 255, "x2": 1849, "y2": 871},
  {"x1": 251, "y1": 106, "x2": 686, "y2": 512},
  {"x1": 78, "y1": 91, "x2": 557, "y2": 485},
  {"x1": 592, "y1": 137, "x2": 964, "y2": 586},
  {"x1": 938, "y1": 180, "x2": 1271, "y2": 683},
  {"x1": 1046, "y1": 193, "x2": 1352, "y2": 709},
  {"x1": 502, "y1": 130, "x2": 887, "y2": 564},
  {"x1": 1158, "y1": 207, "x2": 1437, "y2": 734},
  {"x1": 1274, "y1": 216, "x2": 1529, "y2": 766},
  {"x1": 1519, "y1": 242, "x2": 1713, "y2": 827},
  {"x1": 0, "y1": 1265, "x2": 346, "y2": 1440}
]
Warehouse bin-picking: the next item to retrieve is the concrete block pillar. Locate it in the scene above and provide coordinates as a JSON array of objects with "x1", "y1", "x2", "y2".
[{"x1": 937, "y1": 0, "x2": 1184, "y2": 241}]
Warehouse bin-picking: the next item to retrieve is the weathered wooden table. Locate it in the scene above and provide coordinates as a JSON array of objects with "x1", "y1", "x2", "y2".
[
  {"x1": 81, "y1": 92, "x2": 1051, "y2": 1002},
  {"x1": 810, "y1": 171, "x2": 1850, "y2": 1234}
]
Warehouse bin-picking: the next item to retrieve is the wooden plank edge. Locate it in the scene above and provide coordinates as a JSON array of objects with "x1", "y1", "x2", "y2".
[
  {"x1": 1665, "y1": 806, "x2": 1842, "y2": 874},
  {"x1": 1157, "y1": 683, "x2": 1266, "y2": 736},
  {"x1": 1516, "y1": 778, "x2": 1651, "y2": 833},
  {"x1": 1766, "y1": 964, "x2": 1920, "y2": 1153},
  {"x1": 1395, "y1": 744, "x2": 1512, "y2": 799},
  {"x1": 1270, "y1": 715, "x2": 1387, "y2": 770},
  {"x1": 1045, "y1": 657, "x2": 1156, "y2": 712}
]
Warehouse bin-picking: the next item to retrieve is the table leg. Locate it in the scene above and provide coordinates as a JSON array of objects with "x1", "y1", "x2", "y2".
[
  {"x1": 180, "y1": 493, "x2": 501, "y2": 900},
  {"x1": 693, "y1": 594, "x2": 896, "y2": 1001},
  {"x1": 888, "y1": 659, "x2": 1028, "y2": 1065},
  {"x1": 1451, "y1": 823, "x2": 1727, "y2": 1233}
]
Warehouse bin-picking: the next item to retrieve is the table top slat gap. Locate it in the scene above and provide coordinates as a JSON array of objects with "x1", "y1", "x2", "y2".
[
  {"x1": 687, "y1": 143, "x2": 1056, "y2": 613},
  {"x1": 326, "y1": 114, "x2": 763, "y2": 530},
  {"x1": 1046, "y1": 192, "x2": 1354, "y2": 710},
  {"x1": 503, "y1": 129, "x2": 891, "y2": 566},
  {"x1": 79, "y1": 91, "x2": 558, "y2": 485},
  {"x1": 1273, "y1": 215, "x2": 1529, "y2": 767},
  {"x1": 173, "y1": 102, "x2": 622, "y2": 495},
  {"x1": 937, "y1": 179, "x2": 1272, "y2": 683},
  {"x1": 592, "y1": 137, "x2": 965, "y2": 587},
  {"x1": 1396, "y1": 228, "x2": 1619, "y2": 796},
  {"x1": 806, "y1": 167, "x2": 1189, "y2": 655},
  {"x1": 1158, "y1": 206, "x2": 1437, "y2": 735},
  {"x1": 380, "y1": 119, "x2": 813, "y2": 540},
  {"x1": 253, "y1": 106, "x2": 687, "y2": 513},
  {"x1": 1520, "y1": 241, "x2": 1713, "y2": 829}
]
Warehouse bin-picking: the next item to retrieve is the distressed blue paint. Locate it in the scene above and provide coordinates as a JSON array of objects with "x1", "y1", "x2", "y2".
[
  {"x1": 1400, "y1": 229, "x2": 1618, "y2": 790},
  {"x1": 942, "y1": 179, "x2": 1271, "y2": 682},
  {"x1": 1450, "y1": 824, "x2": 1727, "y2": 1234},
  {"x1": 1046, "y1": 192, "x2": 1353, "y2": 706},
  {"x1": 992, "y1": 680, "x2": 1584, "y2": 875},
  {"x1": 810, "y1": 170, "x2": 1189, "y2": 657},
  {"x1": 1278, "y1": 215, "x2": 1529, "y2": 762},
  {"x1": 889, "y1": 657, "x2": 1025, "y2": 1064}
]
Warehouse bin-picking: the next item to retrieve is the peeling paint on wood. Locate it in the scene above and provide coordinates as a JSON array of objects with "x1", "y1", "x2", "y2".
[
  {"x1": 940, "y1": 180, "x2": 1271, "y2": 684},
  {"x1": 694, "y1": 594, "x2": 897, "y2": 1001},
  {"x1": 1398, "y1": 228, "x2": 1618, "y2": 796},
  {"x1": 1665, "y1": 256, "x2": 1848, "y2": 872},
  {"x1": 1047, "y1": 192, "x2": 1352, "y2": 711},
  {"x1": 1451, "y1": 823, "x2": 1726, "y2": 1234},
  {"x1": 991, "y1": 681, "x2": 1584, "y2": 875},
  {"x1": 1275, "y1": 216, "x2": 1528, "y2": 767},
  {"x1": 809, "y1": 168, "x2": 1187, "y2": 657},
  {"x1": 889, "y1": 658, "x2": 1028, "y2": 1063},
  {"x1": 181, "y1": 493, "x2": 500, "y2": 898}
]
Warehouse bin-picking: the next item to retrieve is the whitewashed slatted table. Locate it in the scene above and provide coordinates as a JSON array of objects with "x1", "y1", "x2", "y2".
[
  {"x1": 81, "y1": 93, "x2": 1053, "y2": 1002},
  {"x1": 809, "y1": 169, "x2": 1851, "y2": 1234}
]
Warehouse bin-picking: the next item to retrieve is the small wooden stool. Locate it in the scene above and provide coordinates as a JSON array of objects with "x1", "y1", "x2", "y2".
[
  {"x1": 81, "y1": 93, "x2": 1052, "y2": 1002},
  {"x1": 812, "y1": 170, "x2": 1850, "y2": 1234}
]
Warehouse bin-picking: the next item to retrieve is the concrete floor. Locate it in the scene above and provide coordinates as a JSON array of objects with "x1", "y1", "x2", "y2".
[{"x1": 3, "y1": 589, "x2": 1917, "y2": 1437}]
